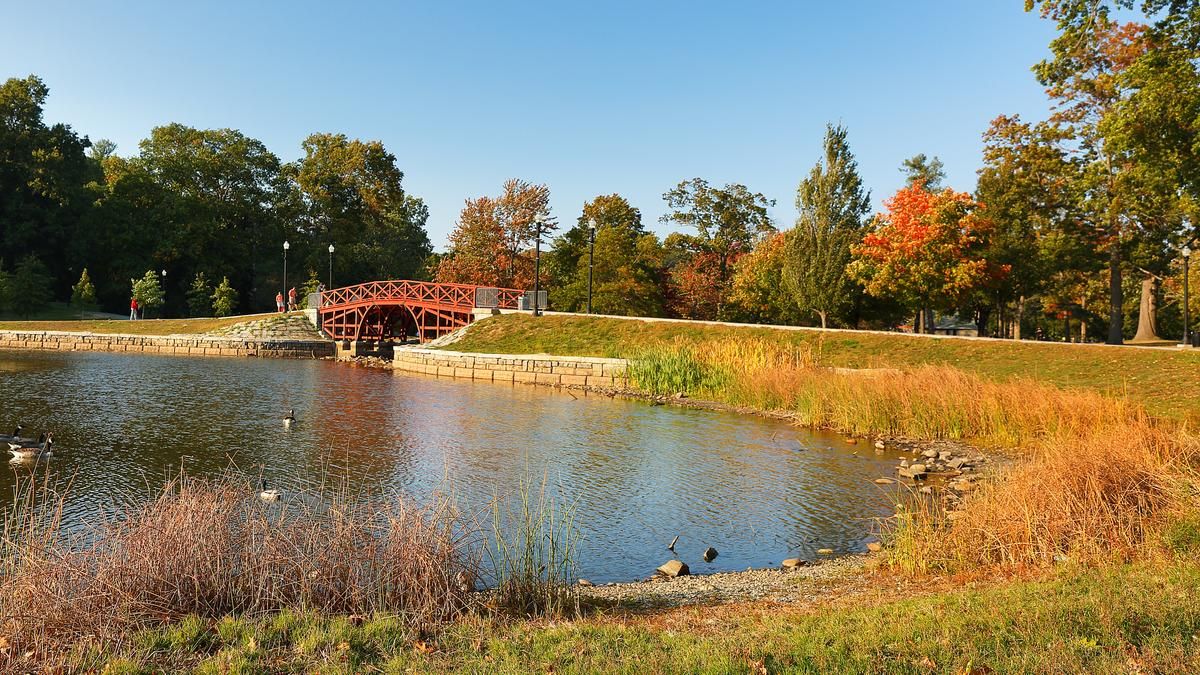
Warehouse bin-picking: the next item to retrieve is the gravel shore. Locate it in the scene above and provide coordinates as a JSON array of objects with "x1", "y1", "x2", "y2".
[{"x1": 579, "y1": 556, "x2": 871, "y2": 608}]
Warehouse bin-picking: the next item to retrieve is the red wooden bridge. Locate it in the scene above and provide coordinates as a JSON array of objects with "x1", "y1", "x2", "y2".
[{"x1": 318, "y1": 280, "x2": 525, "y2": 343}]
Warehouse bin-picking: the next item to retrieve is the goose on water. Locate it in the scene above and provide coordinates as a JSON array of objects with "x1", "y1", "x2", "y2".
[
  {"x1": 258, "y1": 480, "x2": 281, "y2": 503},
  {"x1": 0, "y1": 425, "x2": 27, "y2": 444},
  {"x1": 9, "y1": 433, "x2": 53, "y2": 461},
  {"x1": 283, "y1": 409, "x2": 296, "y2": 426}
]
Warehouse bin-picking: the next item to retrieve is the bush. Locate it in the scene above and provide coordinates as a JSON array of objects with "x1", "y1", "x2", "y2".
[
  {"x1": 186, "y1": 273, "x2": 213, "y2": 317},
  {"x1": 211, "y1": 277, "x2": 237, "y2": 317}
]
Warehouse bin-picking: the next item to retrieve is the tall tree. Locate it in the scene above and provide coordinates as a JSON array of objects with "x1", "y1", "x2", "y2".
[
  {"x1": 290, "y1": 133, "x2": 432, "y2": 289},
  {"x1": 782, "y1": 124, "x2": 871, "y2": 328},
  {"x1": 850, "y1": 184, "x2": 1009, "y2": 332},
  {"x1": 437, "y1": 179, "x2": 553, "y2": 289},
  {"x1": 900, "y1": 153, "x2": 946, "y2": 190},
  {"x1": 728, "y1": 232, "x2": 804, "y2": 325},
  {"x1": 660, "y1": 178, "x2": 775, "y2": 320}
]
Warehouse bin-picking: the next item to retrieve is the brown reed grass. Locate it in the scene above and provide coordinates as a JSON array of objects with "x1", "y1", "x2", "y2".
[{"x1": 0, "y1": 472, "x2": 475, "y2": 664}]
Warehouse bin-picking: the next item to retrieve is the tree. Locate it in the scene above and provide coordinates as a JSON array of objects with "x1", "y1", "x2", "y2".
[
  {"x1": 0, "y1": 76, "x2": 96, "y2": 301},
  {"x1": 728, "y1": 232, "x2": 804, "y2": 325},
  {"x1": 849, "y1": 184, "x2": 1009, "y2": 332},
  {"x1": 975, "y1": 114, "x2": 1092, "y2": 338},
  {"x1": 186, "y1": 272, "x2": 213, "y2": 317},
  {"x1": 437, "y1": 179, "x2": 554, "y2": 289},
  {"x1": 290, "y1": 133, "x2": 432, "y2": 289},
  {"x1": 547, "y1": 194, "x2": 665, "y2": 315},
  {"x1": 300, "y1": 269, "x2": 322, "y2": 300},
  {"x1": 10, "y1": 256, "x2": 53, "y2": 318},
  {"x1": 660, "y1": 178, "x2": 775, "y2": 319},
  {"x1": 900, "y1": 154, "x2": 946, "y2": 190},
  {"x1": 0, "y1": 263, "x2": 11, "y2": 313},
  {"x1": 71, "y1": 268, "x2": 97, "y2": 315},
  {"x1": 211, "y1": 277, "x2": 237, "y2": 317},
  {"x1": 131, "y1": 270, "x2": 164, "y2": 317},
  {"x1": 782, "y1": 124, "x2": 872, "y2": 328}
]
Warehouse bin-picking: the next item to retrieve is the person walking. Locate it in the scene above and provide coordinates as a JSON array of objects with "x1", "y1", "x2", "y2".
[
  {"x1": 275, "y1": 291, "x2": 285, "y2": 313},
  {"x1": 287, "y1": 287, "x2": 297, "y2": 311},
  {"x1": 130, "y1": 297, "x2": 139, "y2": 321}
]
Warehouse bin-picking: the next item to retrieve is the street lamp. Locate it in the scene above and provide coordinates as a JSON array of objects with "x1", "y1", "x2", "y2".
[
  {"x1": 328, "y1": 243, "x2": 335, "y2": 290},
  {"x1": 587, "y1": 218, "x2": 596, "y2": 314},
  {"x1": 1184, "y1": 245, "x2": 1192, "y2": 347},
  {"x1": 282, "y1": 240, "x2": 290, "y2": 300},
  {"x1": 160, "y1": 269, "x2": 167, "y2": 318},
  {"x1": 533, "y1": 211, "x2": 546, "y2": 317}
]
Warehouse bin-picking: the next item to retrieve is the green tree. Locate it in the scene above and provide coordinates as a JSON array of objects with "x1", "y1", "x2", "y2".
[
  {"x1": 300, "y1": 269, "x2": 322, "y2": 302},
  {"x1": 10, "y1": 256, "x2": 53, "y2": 318},
  {"x1": 0, "y1": 262, "x2": 13, "y2": 313},
  {"x1": 131, "y1": 270, "x2": 164, "y2": 317},
  {"x1": 900, "y1": 153, "x2": 946, "y2": 190},
  {"x1": 782, "y1": 124, "x2": 872, "y2": 328},
  {"x1": 211, "y1": 277, "x2": 237, "y2": 317},
  {"x1": 186, "y1": 272, "x2": 213, "y2": 317},
  {"x1": 728, "y1": 232, "x2": 804, "y2": 325},
  {"x1": 290, "y1": 133, "x2": 432, "y2": 288},
  {"x1": 548, "y1": 194, "x2": 664, "y2": 315},
  {"x1": 660, "y1": 179, "x2": 775, "y2": 320},
  {"x1": 70, "y1": 268, "x2": 97, "y2": 315}
]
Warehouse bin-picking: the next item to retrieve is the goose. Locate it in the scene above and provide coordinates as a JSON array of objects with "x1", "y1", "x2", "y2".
[
  {"x1": 283, "y1": 409, "x2": 296, "y2": 426},
  {"x1": 0, "y1": 424, "x2": 25, "y2": 444},
  {"x1": 9, "y1": 433, "x2": 52, "y2": 461},
  {"x1": 258, "y1": 479, "x2": 280, "y2": 503}
]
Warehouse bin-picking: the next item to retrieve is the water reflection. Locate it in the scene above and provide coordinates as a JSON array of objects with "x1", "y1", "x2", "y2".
[{"x1": 0, "y1": 351, "x2": 900, "y2": 583}]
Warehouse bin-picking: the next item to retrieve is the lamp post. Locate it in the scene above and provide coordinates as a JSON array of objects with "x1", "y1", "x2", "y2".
[
  {"x1": 1184, "y1": 245, "x2": 1192, "y2": 347},
  {"x1": 282, "y1": 241, "x2": 290, "y2": 300},
  {"x1": 533, "y1": 212, "x2": 544, "y2": 317},
  {"x1": 160, "y1": 269, "x2": 167, "y2": 318},
  {"x1": 328, "y1": 243, "x2": 335, "y2": 290},
  {"x1": 587, "y1": 218, "x2": 596, "y2": 314}
]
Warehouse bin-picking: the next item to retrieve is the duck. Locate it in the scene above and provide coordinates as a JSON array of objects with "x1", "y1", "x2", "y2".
[
  {"x1": 9, "y1": 433, "x2": 52, "y2": 461},
  {"x1": 283, "y1": 409, "x2": 296, "y2": 426},
  {"x1": 258, "y1": 479, "x2": 281, "y2": 503}
]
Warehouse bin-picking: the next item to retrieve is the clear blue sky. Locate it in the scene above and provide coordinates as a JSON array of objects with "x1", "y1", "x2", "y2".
[{"x1": 2, "y1": 1, "x2": 1057, "y2": 248}]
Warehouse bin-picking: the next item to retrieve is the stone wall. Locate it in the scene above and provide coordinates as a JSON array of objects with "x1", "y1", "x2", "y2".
[
  {"x1": 393, "y1": 347, "x2": 628, "y2": 388},
  {"x1": 0, "y1": 330, "x2": 334, "y2": 359}
]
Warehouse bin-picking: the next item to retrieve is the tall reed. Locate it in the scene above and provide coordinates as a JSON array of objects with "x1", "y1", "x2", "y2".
[{"x1": 0, "y1": 472, "x2": 475, "y2": 665}]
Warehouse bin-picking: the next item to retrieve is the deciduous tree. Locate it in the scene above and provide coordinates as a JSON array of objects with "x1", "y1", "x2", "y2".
[{"x1": 437, "y1": 179, "x2": 553, "y2": 289}]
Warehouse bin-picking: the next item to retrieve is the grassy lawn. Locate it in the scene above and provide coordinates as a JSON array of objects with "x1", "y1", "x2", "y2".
[
  {"x1": 446, "y1": 314, "x2": 1200, "y2": 420},
  {"x1": 0, "y1": 311, "x2": 292, "y2": 336},
  {"x1": 66, "y1": 562, "x2": 1200, "y2": 673}
]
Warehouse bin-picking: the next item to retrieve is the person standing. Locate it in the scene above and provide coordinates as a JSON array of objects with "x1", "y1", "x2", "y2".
[
  {"x1": 287, "y1": 287, "x2": 297, "y2": 311},
  {"x1": 130, "y1": 297, "x2": 139, "y2": 321},
  {"x1": 276, "y1": 291, "x2": 285, "y2": 313}
]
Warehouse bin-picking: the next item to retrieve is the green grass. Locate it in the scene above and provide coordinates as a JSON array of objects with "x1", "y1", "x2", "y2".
[
  {"x1": 446, "y1": 314, "x2": 1200, "y2": 420},
  {"x1": 0, "y1": 311, "x2": 295, "y2": 336},
  {"x1": 48, "y1": 562, "x2": 1200, "y2": 673}
]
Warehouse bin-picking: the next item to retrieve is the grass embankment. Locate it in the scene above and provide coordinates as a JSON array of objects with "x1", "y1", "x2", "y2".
[
  {"x1": 0, "y1": 311, "x2": 293, "y2": 336},
  {"x1": 45, "y1": 563, "x2": 1200, "y2": 672},
  {"x1": 447, "y1": 314, "x2": 1200, "y2": 420}
]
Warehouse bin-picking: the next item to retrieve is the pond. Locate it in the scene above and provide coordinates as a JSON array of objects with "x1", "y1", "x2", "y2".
[{"x1": 0, "y1": 351, "x2": 902, "y2": 583}]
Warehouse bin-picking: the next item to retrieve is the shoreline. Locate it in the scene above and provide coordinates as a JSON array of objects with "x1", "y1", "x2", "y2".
[{"x1": 0, "y1": 328, "x2": 333, "y2": 359}]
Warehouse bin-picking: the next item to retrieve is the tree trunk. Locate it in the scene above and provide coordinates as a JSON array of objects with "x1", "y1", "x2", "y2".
[
  {"x1": 923, "y1": 308, "x2": 935, "y2": 334},
  {"x1": 1132, "y1": 274, "x2": 1161, "y2": 342},
  {"x1": 1107, "y1": 240, "x2": 1124, "y2": 345},
  {"x1": 817, "y1": 310, "x2": 827, "y2": 330},
  {"x1": 914, "y1": 309, "x2": 922, "y2": 334},
  {"x1": 975, "y1": 306, "x2": 990, "y2": 337},
  {"x1": 1080, "y1": 318, "x2": 1087, "y2": 343},
  {"x1": 1014, "y1": 296, "x2": 1025, "y2": 340}
]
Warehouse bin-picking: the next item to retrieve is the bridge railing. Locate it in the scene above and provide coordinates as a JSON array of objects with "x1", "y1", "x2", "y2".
[{"x1": 320, "y1": 280, "x2": 524, "y2": 311}]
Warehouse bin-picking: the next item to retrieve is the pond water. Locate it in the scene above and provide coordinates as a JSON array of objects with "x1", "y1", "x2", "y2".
[{"x1": 0, "y1": 351, "x2": 902, "y2": 583}]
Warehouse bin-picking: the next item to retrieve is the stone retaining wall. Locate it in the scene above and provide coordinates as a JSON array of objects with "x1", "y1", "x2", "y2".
[
  {"x1": 393, "y1": 347, "x2": 628, "y2": 388},
  {"x1": 0, "y1": 330, "x2": 334, "y2": 359}
]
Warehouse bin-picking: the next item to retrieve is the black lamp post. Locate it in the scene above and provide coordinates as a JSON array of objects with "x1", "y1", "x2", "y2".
[
  {"x1": 283, "y1": 239, "x2": 290, "y2": 296},
  {"x1": 533, "y1": 212, "x2": 544, "y2": 317},
  {"x1": 1184, "y1": 244, "x2": 1192, "y2": 347},
  {"x1": 160, "y1": 269, "x2": 167, "y2": 318},
  {"x1": 328, "y1": 243, "x2": 335, "y2": 290},
  {"x1": 587, "y1": 218, "x2": 596, "y2": 314}
]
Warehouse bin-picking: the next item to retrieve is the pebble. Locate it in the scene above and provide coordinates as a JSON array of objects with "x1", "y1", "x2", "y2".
[
  {"x1": 874, "y1": 478, "x2": 895, "y2": 485},
  {"x1": 817, "y1": 548, "x2": 834, "y2": 555}
]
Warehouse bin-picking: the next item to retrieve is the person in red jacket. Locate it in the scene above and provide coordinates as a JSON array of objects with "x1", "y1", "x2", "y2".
[{"x1": 129, "y1": 297, "x2": 139, "y2": 321}]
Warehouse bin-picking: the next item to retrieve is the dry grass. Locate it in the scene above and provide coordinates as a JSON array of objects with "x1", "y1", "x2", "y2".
[
  {"x1": 630, "y1": 338, "x2": 1200, "y2": 573},
  {"x1": 0, "y1": 472, "x2": 475, "y2": 667}
]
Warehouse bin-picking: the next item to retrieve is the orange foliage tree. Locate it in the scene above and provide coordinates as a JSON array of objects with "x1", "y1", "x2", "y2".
[
  {"x1": 436, "y1": 179, "x2": 553, "y2": 288},
  {"x1": 849, "y1": 183, "x2": 1009, "y2": 332}
]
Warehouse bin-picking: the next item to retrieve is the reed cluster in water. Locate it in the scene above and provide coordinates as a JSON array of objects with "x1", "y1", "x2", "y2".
[{"x1": 629, "y1": 338, "x2": 1200, "y2": 572}]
